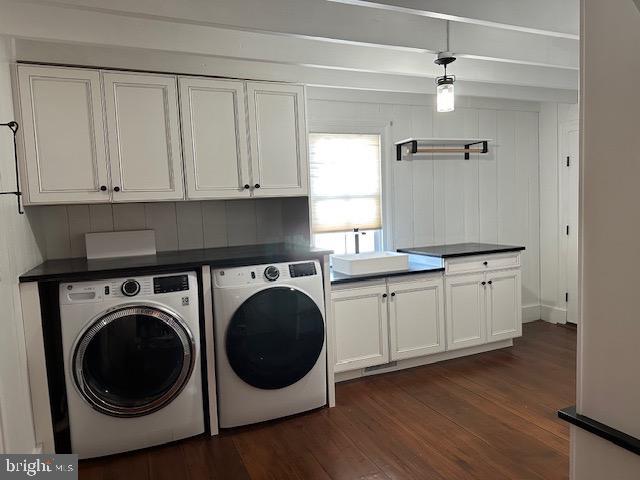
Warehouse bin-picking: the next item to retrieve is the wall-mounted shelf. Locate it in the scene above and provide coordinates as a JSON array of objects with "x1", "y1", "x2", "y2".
[{"x1": 395, "y1": 138, "x2": 490, "y2": 161}]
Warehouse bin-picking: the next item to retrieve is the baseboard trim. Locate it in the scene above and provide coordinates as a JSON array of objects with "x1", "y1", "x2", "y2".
[
  {"x1": 335, "y1": 339, "x2": 513, "y2": 383},
  {"x1": 541, "y1": 304, "x2": 567, "y2": 324},
  {"x1": 522, "y1": 304, "x2": 541, "y2": 323}
]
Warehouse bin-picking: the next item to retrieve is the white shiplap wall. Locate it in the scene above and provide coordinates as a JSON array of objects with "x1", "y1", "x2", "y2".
[
  {"x1": 308, "y1": 89, "x2": 541, "y2": 311},
  {"x1": 28, "y1": 197, "x2": 310, "y2": 260}
]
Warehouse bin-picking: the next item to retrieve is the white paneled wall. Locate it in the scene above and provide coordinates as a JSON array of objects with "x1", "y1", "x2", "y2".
[
  {"x1": 308, "y1": 90, "x2": 541, "y2": 312},
  {"x1": 28, "y1": 197, "x2": 309, "y2": 260},
  {"x1": 0, "y1": 38, "x2": 44, "y2": 453}
]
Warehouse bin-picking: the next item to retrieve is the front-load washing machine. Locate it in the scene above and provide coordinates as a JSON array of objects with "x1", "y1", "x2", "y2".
[
  {"x1": 59, "y1": 272, "x2": 204, "y2": 458},
  {"x1": 213, "y1": 260, "x2": 327, "y2": 428}
]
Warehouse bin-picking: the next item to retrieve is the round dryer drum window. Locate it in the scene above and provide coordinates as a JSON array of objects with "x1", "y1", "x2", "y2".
[
  {"x1": 226, "y1": 287, "x2": 325, "y2": 390},
  {"x1": 73, "y1": 304, "x2": 195, "y2": 417}
]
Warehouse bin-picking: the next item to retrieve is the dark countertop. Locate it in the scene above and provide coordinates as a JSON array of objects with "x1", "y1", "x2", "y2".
[
  {"x1": 330, "y1": 256, "x2": 444, "y2": 285},
  {"x1": 398, "y1": 242, "x2": 525, "y2": 258},
  {"x1": 20, "y1": 243, "x2": 332, "y2": 283}
]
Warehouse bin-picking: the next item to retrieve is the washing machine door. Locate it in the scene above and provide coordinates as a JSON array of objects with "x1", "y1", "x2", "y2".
[
  {"x1": 73, "y1": 304, "x2": 195, "y2": 417},
  {"x1": 226, "y1": 286, "x2": 325, "y2": 390}
]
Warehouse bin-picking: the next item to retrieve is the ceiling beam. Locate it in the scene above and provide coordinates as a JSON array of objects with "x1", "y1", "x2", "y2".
[{"x1": 328, "y1": 0, "x2": 579, "y2": 38}]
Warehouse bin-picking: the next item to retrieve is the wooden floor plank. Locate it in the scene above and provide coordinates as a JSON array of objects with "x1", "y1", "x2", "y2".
[{"x1": 79, "y1": 320, "x2": 575, "y2": 480}]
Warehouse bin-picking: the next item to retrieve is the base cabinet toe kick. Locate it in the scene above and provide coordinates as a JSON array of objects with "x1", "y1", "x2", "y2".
[{"x1": 331, "y1": 252, "x2": 523, "y2": 380}]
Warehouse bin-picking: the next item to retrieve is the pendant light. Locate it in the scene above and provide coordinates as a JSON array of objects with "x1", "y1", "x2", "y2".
[{"x1": 435, "y1": 21, "x2": 456, "y2": 113}]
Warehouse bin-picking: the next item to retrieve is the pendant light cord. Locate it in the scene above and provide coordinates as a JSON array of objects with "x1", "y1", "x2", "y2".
[{"x1": 446, "y1": 20, "x2": 450, "y2": 52}]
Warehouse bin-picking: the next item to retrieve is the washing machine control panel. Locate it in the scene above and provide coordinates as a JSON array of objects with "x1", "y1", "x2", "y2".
[{"x1": 60, "y1": 272, "x2": 195, "y2": 304}]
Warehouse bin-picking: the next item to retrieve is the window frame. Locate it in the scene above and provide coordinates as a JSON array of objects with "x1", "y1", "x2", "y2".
[{"x1": 307, "y1": 121, "x2": 393, "y2": 252}]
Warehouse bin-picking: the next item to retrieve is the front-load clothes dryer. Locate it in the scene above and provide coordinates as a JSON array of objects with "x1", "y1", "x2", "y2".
[
  {"x1": 213, "y1": 261, "x2": 327, "y2": 428},
  {"x1": 59, "y1": 272, "x2": 204, "y2": 458}
]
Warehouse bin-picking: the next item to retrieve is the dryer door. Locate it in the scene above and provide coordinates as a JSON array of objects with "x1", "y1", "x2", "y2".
[
  {"x1": 73, "y1": 304, "x2": 195, "y2": 417},
  {"x1": 226, "y1": 287, "x2": 325, "y2": 390}
]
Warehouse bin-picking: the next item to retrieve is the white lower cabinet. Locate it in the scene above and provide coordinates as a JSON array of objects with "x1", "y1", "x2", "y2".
[
  {"x1": 388, "y1": 277, "x2": 445, "y2": 360},
  {"x1": 445, "y1": 268, "x2": 522, "y2": 351},
  {"x1": 445, "y1": 273, "x2": 487, "y2": 351},
  {"x1": 332, "y1": 275, "x2": 444, "y2": 373},
  {"x1": 486, "y1": 269, "x2": 522, "y2": 342},
  {"x1": 332, "y1": 283, "x2": 389, "y2": 373}
]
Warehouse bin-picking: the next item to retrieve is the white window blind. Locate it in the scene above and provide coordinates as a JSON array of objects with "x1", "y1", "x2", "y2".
[{"x1": 309, "y1": 133, "x2": 382, "y2": 234}]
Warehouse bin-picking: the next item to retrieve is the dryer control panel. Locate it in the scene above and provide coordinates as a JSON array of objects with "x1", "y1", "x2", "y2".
[{"x1": 214, "y1": 261, "x2": 321, "y2": 288}]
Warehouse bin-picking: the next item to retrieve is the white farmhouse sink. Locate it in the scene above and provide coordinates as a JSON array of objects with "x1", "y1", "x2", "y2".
[{"x1": 331, "y1": 251, "x2": 409, "y2": 276}]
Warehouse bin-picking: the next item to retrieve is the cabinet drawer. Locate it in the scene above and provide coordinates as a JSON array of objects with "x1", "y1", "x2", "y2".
[{"x1": 445, "y1": 253, "x2": 520, "y2": 275}]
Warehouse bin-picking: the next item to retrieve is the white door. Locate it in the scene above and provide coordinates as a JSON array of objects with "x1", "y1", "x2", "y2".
[
  {"x1": 332, "y1": 284, "x2": 389, "y2": 372},
  {"x1": 246, "y1": 82, "x2": 308, "y2": 197},
  {"x1": 445, "y1": 273, "x2": 487, "y2": 350},
  {"x1": 17, "y1": 65, "x2": 110, "y2": 204},
  {"x1": 388, "y1": 277, "x2": 445, "y2": 360},
  {"x1": 561, "y1": 121, "x2": 580, "y2": 324},
  {"x1": 486, "y1": 269, "x2": 522, "y2": 342},
  {"x1": 179, "y1": 77, "x2": 251, "y2": 199},
  {"x1": 102, "y1": 72, "x2": 184, "y2": 202}
]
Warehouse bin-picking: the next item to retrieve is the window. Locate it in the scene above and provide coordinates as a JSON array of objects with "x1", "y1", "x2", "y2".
[{"x1": 309, "y1": 133, "x2": 383, "y2": 255}]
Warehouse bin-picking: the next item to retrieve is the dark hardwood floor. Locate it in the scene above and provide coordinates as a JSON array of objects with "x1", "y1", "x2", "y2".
[{"x1": 80, "y1": 320, "x2": 576, "y2": 480}]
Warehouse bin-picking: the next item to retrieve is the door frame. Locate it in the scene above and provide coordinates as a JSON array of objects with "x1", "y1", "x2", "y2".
[{"x1": 559, "y1": 119, "x2": 580, "y2": 325}]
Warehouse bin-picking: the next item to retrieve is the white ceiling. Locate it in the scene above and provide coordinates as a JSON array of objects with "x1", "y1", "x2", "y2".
[{"x1": 0, "y1": 0, "x2": 579, "y2": 102}]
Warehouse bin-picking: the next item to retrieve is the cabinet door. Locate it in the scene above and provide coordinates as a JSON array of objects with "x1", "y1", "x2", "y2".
[
  {"x1": 17, "y1": 66, "x2": 110, "y2": 204},
  {"x1": 388, "y1": 277, "x2": 445, "y2": 361},
  {"x1": 445, "y1": 273, "x2": 486, "y2": 351},
  {"x1": 103, "y1": 72, "x2": 184, "y2": 202},
  {"x1": 179, "y1": 77, "x2": 251, "y2": 199},
  {"x1": 332, "y1": 284, "x2": 389, "y2": 373},
  {"x1": 246, "y1": 82, "x2": 308, "y2": 197},
  {"x1": 486, "y1": 269, "x2": 522, "y2": 342}
]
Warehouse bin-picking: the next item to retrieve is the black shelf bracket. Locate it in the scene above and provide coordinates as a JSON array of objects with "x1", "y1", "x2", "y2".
[
  {"x1": 464, "y1": 140, "x2": 489, "y2": 160},
  {"x1": 396, "y1": 139, "x2": 418, "y2": 161},
  {"x1": 0, "y1": 121, "x2": 24, "y2": 215}
]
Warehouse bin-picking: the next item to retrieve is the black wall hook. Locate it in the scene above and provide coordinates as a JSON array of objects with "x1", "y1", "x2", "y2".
[{"x1": 0, "y1": 121, "x2": 24, "y2": 214}]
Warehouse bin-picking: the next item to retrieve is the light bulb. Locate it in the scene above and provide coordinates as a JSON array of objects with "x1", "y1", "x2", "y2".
[{"x1": 437, "y1": 82, "x2": 454, "y2": 112}]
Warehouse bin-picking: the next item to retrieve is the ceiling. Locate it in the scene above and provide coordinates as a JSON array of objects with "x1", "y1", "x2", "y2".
[{"x1": 0, "y1": 0, "x2": 579, "y2": 102}]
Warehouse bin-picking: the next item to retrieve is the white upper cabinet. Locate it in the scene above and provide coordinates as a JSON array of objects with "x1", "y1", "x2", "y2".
[
  {"x1": 246, "y1": 82, "x2": 308, "y2": 197},
  {"x1": 17, "y1": 65, "x2": 110, "y2": 204},
  {"x1": 486, "y1": 269, "x2": 522, "y2": 342},
  {"x1": 445, "y1": 272, "x2": 487, "y2": 351},
  {"x1": 16, "y1": 65, "x2": 310, "y2": 204},
  {"x1": 388, "y1": 276, "x2": 446, "y2": 361},
  {"x1": 179, "y1": 77, "x2": 250, "y2": 199},
  {"x1": 102, "y1": 72, "x2": 184, "y2": 202}
]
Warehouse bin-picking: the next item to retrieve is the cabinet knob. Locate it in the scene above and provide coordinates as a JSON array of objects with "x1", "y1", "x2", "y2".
[
  {"x1": 481, "y1": 281, "x2": 486, "y2": 286},
  {"x1": 100, "y1": 185, "x2": 107, "y2": 191},
  {"x1": 483, "y1": 261, "x2": 488, "y2": 266},
  {"x1": 391, "y1": 292, "x2": 396, "y2": 297},
  {"x1": 382, "y1": 293, "x2": 388, "y2": 298},
  {"x1": 113, "y1": 186, "x2": 120, "y2": 192},
  {"x1": 488, "y1": 280, "x2": 493, "y2": 285},
  {"x1": 254, "y1": 183, "x2": 261, "y2": 189},
  {"x1": 244, "y1": 184, "x2": 250, "y2": 190}
]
